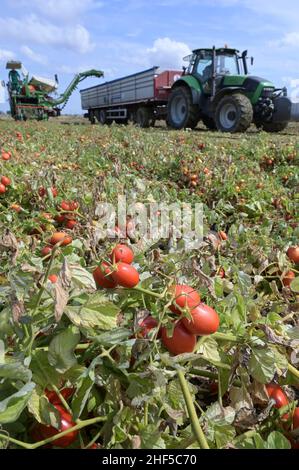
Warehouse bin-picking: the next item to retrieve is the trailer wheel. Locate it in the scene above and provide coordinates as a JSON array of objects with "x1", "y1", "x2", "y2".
[
  {"x1": 136, "y1": 107, "x2": 151, "y2": 128},
  {"x1": 98, "y1": 110, "x2": 110, "y2": 125},
  {"x1": 215, "y1": 93, "x2": 253, "y2": 133},
  {"x1": 89, "y1": 111, "x2": 96, "y2": 125},
  {"x1": 167, "y1": 86, "x2": 199, "y2": 130}
]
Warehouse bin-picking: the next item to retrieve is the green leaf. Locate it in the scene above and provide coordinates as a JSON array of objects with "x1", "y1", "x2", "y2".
[
  {"x1": 65, "y1": 292, "x2": 119, "y2": 330},
  {"x1": 248, "y1": 347, "x2": 276, "y2": 384},
  {"x1": 197, "y1": 336, "x2": 221, "y2": 363},
  {"x1": 0, "y1": 362, "x2": 32, "y2": 383},
  {"x1": 69, "y1": 263, "x2": 96, "y2": 290},
  {"x1": 94, "y1": 328, "x2": 132, "y2": 347},
  {"x1": 290, "y1": 277, "x2": 299, "y2": 293},
  {"x1": 48, "y1": 325, "x2": 80, "y2": 373},
  {"x1": 265, "y1": 431, "x2": 291, "y2": 449},
  {"x1": 71, "y1": 373, "x2": 94, "y2": 420},
  {"x1": 31, "y1": 350, "x2": 61, "y2": 388},
  {"x1": 0, "y1": 382, "x2": 35, "y2": 424},
  {"x1": 28, "y1": 388, "x2": 61, "y2": 427}
]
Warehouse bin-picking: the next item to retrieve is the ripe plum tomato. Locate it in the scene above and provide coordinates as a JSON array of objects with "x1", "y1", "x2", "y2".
[
  {"x1": 93, "y1": 262, "x2": 117, "y2": 288},
  {"x1": 49, "y1": 232, "x2": 72, "y2": 246},
  {"x1": 287, "y1": 246, "x2": 299, "y2": 264},
  {"x1": 161, "y1": 321, "x2": 196, "y2": 355},
  {"x1": 137, "y1": 316, "x2": 158, "y2": 338},
  {"x1": 111, "y1": 244, "x2": 134, "y2": 264},
  {"x1": 169, "y1": 284, "x2": 200, "y2": 314},
  {"x1": 34, "y1": 404, "x2": 78, "y2": 448},
  {"x1": 182, "y1": 303, "x2": 220, "y2": 335},
  {"x1": 111, "y1": 262, "x2": 139, "y2": 288},
  {"x1": 266, "y1": 384, "x2": 289, "y2": 409}
]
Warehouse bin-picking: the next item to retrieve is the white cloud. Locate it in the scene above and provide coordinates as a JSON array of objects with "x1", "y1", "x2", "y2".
[
  {"x1": 0, "y1": 15, "x2": 94, "y2": 54},
  {"x1": 9, "y1": 0, "x2": 104, "y2": 22},
  {"x1": 0, "y1": 48, "x2": 15, "y2": 61},
  {"x1": 20, "y1": 46, "x2": 47, "y2": 65},
  {"x1": 145, "y1": 38, "x2": 191, "y2": 69},
  {"x1": 273, "y1": 32, "x2": 299, "y2": 47}
]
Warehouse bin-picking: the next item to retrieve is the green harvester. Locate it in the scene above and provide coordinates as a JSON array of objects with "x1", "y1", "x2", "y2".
[{"x1": 6, "y1": 61, "x2": 103, "y2": 121}]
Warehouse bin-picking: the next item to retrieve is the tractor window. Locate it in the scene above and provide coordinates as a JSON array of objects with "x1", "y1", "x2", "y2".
[
  {"x1": 195, "y1": 58, "x2": 213, "y2": 82},
  {"x1": 216, "y1": 54, "x2": 239, "y2": 75}
]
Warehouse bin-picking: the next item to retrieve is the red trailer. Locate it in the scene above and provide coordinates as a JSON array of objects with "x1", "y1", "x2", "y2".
[{"x1": 80, "y1": 67, "x2": 182, "y2": 127}]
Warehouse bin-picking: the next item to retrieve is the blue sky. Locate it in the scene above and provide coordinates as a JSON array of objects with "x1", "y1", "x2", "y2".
[{"x1": 0, "y1": 0, "x2": 299, "y2": 113}]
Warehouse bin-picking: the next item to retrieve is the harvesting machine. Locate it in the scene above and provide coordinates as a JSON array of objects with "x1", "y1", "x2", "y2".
[{"x1": 6, "y1": 61, "x2": 103, "y2": 120}]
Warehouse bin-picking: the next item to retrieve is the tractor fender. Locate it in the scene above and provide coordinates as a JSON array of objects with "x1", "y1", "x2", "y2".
[
  {"x1": 172, "y1": 77, "x2": 202, "y2": 105},
  {"x1": 212, "y1": 87, "x2": 246, "y2": 109}
]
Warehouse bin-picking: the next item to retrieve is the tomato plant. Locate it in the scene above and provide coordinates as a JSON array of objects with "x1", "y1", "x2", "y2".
[{"x1": 0, "y1": 119, "x2": 298, "y2": 450}]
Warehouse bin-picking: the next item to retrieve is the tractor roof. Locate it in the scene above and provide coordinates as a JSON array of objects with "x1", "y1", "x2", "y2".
[{"x1": 192, "y1": 48, "x2": 239, "y2": 55}]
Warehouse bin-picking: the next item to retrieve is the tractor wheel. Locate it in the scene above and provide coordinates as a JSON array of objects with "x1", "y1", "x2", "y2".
[
  {"x1": 136, "y1": 107, "x2": 151, "y2": 128},
  {"x1": 215, "y1": 93, "x2": 253, "y2": 133},
  {"x1": 167, "y1": 87, "x2": 199, "y2": 130},
  {"x1": 259, "y1": 121, "x2": 288, "y2": 133},
  {"x1": 202, "y1": 115, "x2": 216, "y2": 130}
]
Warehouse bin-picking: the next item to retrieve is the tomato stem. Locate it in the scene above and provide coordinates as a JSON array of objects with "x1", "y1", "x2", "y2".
[
  {"x1": 177, "y1": 369, "x2": 209, "y2": 449},
  {"x1": 288, "y1": 363, "x2": 299, "y2": 380},
  {"x1": 0, "y1": 416, "x2": 107, "y2": 449},
  {"x1": 131, "y1": 285, "x2": 164, "y2": 299}
]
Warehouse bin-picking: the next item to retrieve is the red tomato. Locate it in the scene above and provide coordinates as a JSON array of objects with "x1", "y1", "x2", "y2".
[
  {"x1": 60, "y1": 200, "x2": 71, "y2": 211},
  {"x1": 55, "y1": 214, "x2": 66, "y2": 224},
  {"x1": 161, "y1": 321, "x2": 196, "y2": 355},
  {"x1": 93, "y1": 262, "x2": 117, "y2": 288},
  {"x1": 36, "y1": 404, "x2": 78, "y2": 448},
  {"x1": 182, "y1": 303, "x2": 220, "y2": 335},
  {"x1": 170, "y1": 284, "x2": 201, "y2": 314},
  {"x1": 287, "y1": 246, "x2": 299, "y2": 264},
  {"x1": 69, "y1": 201, "x2": 79, "y2": 211},
  {"x1": 51, "y1": 187, "x2": 58, "y2": 198},
  {"x1": 11, "y1": 204, "x2": 21, "y2": 212},
  {"x1": 48, "y1": 274, "x2": 58, "y2": 284},
  {"x1": 49, "y1": 232, "x2": 72, "y2": 246},
  {"x1": 38, "y1": 187, "x2": 46, "y2": 197},
  {"x1": 137, "y1": 316, "x2": 158, "y2": 338},
  {"x1": 1, "y1": 152, "x2": 11, "y2": 161},
  {"x1": 282, "y1": 271, "x2": 295, "y2": 287},
  {"x1": 46, "y1": 388, "x2": 74, "y2": 404},
  {"x1": 65, "y1": 219, "x2": 77, "y2": 230},
  {"x1": 1, "y1": 176, "x2": 11, "y2": 186},
  {"x1": 219, "y1": 230, "x2": 228, "y2": 241},
  {"x1": 218, "y1": 267, "x2": 225, "y2": 278},
  {"x1": 266, "y1": 384, "x2": 289, "y2": 409},
  {"x1": 0, "y1": 183, "x2": 6, "y2": 194},
  {"x1": 111, "y1": 262, "x2": 139, "y2": 288},
  {"x1": 111, "y1": 244, "x2": 134, "y2": 264},
  {"x1": 41, "y1": 246, "x2": 53, "y2": 258}
]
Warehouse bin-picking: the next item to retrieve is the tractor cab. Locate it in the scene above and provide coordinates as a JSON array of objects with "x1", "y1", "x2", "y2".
[{"x1": 184, "y1": 48, "x2": 249, "y2": 94}]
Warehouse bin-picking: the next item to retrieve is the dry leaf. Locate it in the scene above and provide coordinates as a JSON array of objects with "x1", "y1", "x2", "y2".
[
  {"x1": 53, "y1": 258, "x2": 72, "y2": 322},
  {"x1": 0, "y1": 229, "x2": 19, "y2": 264}
]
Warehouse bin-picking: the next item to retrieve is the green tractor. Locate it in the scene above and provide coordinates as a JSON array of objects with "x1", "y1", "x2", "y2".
[{"x1": 167, "y1": 47, "x2": 292, "y2": 133}]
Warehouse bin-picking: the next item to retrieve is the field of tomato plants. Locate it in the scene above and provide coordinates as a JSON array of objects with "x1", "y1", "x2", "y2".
[{"x1": 0, "y1": 118, "x2": 298, "y2": 450}]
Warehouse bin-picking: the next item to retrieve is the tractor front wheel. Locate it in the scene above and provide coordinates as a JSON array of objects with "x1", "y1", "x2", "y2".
[
  {"x1": 258, "y1": 121, "x2": 288, "y2": 133},
  {"x1": 167, "y1": 87, "x2": 199, "y2": 130},
  {"x1": 215, "y1": 93, "x2": 253, "y2": 133}
]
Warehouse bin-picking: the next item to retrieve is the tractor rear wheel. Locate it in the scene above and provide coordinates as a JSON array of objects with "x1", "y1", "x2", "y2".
[
  {"x1": 167, "y1": 87, "x2": 199, "y2": 130},
  {"x1": 259, "y1": 121, "x2": 288, "y2": 133},
  {"x1": 202, "y1": 115, "x2": 216, "y2": 130},
  {"x1": 215, "y1": 93, "x2": 253, "y2": 133}
]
